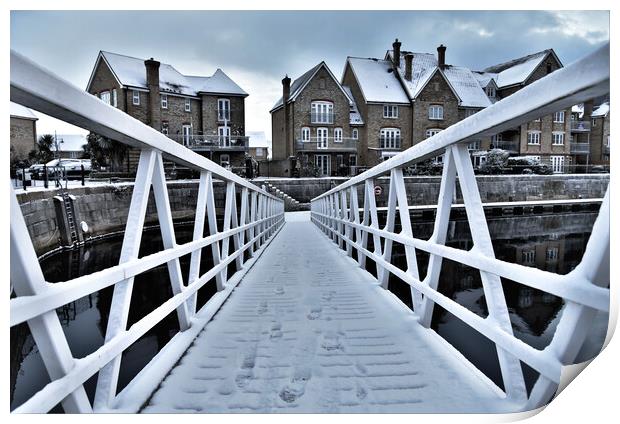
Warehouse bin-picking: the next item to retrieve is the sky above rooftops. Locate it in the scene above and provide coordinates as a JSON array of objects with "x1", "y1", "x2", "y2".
[{"x1": 10, "y1": 10, "x2": 609, "y2": 140}]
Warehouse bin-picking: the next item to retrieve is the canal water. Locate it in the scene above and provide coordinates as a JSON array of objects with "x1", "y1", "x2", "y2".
[{"x1": 10, "y1": 210, "x2": 608, "y2": 411}]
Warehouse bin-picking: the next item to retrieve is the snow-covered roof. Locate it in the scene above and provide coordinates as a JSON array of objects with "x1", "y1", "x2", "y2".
[
  {"x1": 591, "y1": 102, "x2": 609, "y2": 118},
  {"x1": 345, "y1": 57, "x2": 410, "y2": 104},
  {"x1": 572, "y1": 104, "x2": 584, "y2": 118},
  {"x1": 385, "y1": 51, "x2": 491, "y2": 108},
  {"x1": 91, "y1": 51, "x2": 247, "y2": 97},
  {"x1": 270, "y1": 62, "x2": 352, "y2": 112},
  {"x1": 482, "y1": 50, "x2": 558, "y2": 89},
  {"x1": 246, "y1": 131, "x2": 271, "y2": 148},
  {"x1": 342, "y1": 86, "x2": 364, "y2": 125},
  {"x1": 10, "y1": 102, "x2": 38, "y2": 120},
  {"x1": 56, "y1": 134, "x2": 87, "y2": 152}
]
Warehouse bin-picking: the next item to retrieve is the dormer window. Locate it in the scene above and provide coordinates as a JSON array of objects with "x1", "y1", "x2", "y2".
[{"x1": 485, "y1": 85, "x2": 496, "y2": 98}]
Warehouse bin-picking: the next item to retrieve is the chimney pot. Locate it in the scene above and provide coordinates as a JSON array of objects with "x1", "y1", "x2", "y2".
[
  {"x1": 392, "y1": 38, "x2": 402, "y2": 68},
  {"x1": 282, "y1": 75, "x2": 291, "y2": 102},
  {"x1": 405, "y1": 54, "x2": 414, "y2": 81},
  {"x1": 437, "y1": 44, "x2": 446, "y2": 69}
]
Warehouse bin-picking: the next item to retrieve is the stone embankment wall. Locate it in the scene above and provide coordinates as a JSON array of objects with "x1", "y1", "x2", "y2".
[{"x1": 17, "y1": 174, "x2": 609, "y2": 256}]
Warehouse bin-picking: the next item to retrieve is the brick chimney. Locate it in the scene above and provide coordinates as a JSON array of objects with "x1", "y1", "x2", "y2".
[
  {"x1": 437, "y1": 44, "x2": 446, "y2": 69},
  {"x1": 392, "y1": 38, "x2": 401, "y2": 68},
  {"x1": 282, "y1": 75, "x2": 292, "y2": 157},
  {"x1": 583, "y1": 100, "x2": 594, "y2": 119},
  {"x1": 405, "y1": 53, "x2": 414, "y2": 81},
  {"x1": 144, "y1": 58, "x2": 161, "y2": 129}
]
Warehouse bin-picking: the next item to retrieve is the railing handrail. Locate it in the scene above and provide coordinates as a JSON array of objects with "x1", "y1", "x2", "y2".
[
  {"x1": 309, "y1": 43, "x2": 609, "y2": 411},
  {"x1": 10, "y1": 49, "x2": 285, "y2": 413},
  {"x1": 10, "y1": 50, "x2": 277, "y2": 202},
  {"x1": 313, "y1": 43, "x2": 609, "y2": 202}
]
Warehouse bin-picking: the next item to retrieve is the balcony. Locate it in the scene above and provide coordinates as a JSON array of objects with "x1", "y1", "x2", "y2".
[
  {"x1": 570, "y1": 142, "x2": 591, "y2": 154},
  {"x1": 310, "y1": 112, "x2": 335, "y2": 125},
  {"x1": 570, "y1": 121, "x2": 591, "y2": 132},
  {"x1": 296, "y1": 137, "x2": 357, "y2": 152},
  {"x1": 379, "y1": 136, "x2": 402, "y2": 150},
  {"x1": 490, "y1": 141, "x2": 519, "y2": 152},
  {"x1": 168, "y1": 134, "x2": 249, "y2": 151}
]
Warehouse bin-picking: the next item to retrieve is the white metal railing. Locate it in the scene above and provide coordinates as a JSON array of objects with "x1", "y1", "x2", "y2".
[
  {"x1": 10, "y1": 50, "x2": 285, "y2": 413},
  {"x1": 310, "y1": 44, "x2": 609, "y2": 411}
]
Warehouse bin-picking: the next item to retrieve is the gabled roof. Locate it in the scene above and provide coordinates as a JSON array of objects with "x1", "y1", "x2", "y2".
[
  {"x1": 86, "y1": 51, "x2": 247, "y2": 97},
  {"x1": 591, "y1": 102, "x2": 609, "y2": 118},
  {"x1": 481, "y1": 49, "x2": 562, "y2": 89},
  {"x1": 270, "y1": 62, "x2": 352, "y2": 112},
  {"x1": 342, "y1": 86, "x2": 364, "y2": 125},
  {"x1": 344, "y1": 57, "x2": 410, "y2": 104},
  {"x1": 385, "y1": 50, "x2": 491, "y2": 108},
  {"x1": 10, "y1": 102, "x2": 38, "y2": 120}
]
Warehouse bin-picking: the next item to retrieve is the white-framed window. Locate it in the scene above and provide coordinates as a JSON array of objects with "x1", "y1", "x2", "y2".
[
  {"x1": 383, "y1": 105, "x2": 399, "y2": 118},
  {"x1": 352, "y1": 128, "x2": 359, "y2": 140},
  {"x1": 161, "y1": 121, "x2": 169, "y2": 135},
  {"x1": 606, "y1": 135, "x2": 610, "y2": 147},
  {"x1": 429, "y1": 104, "x2": 444, "y2": 120},
  {"x1": 315, "y1": 154, "x2": 330, "y2": 176},
  {"x1": 485, "y1": 85, "x2": 496, "y2": 98},
  {"x1": 546, "y1": 247, "x2": 559, "y2": 261},
  {"x1": 256, "y1": 147, "x2": 264, "y2": 157},
  {"x1": 468, "y1": 140, "x2": 481, "y2": 151},
  {"x1": 380, "y1": 128, "x2": 401, "y2": 149},
  {"x1": 434, "y1": 154, "x2": 444, "y2": 164},
  {"x1": 100, "y1": 91, "x2": 111, "y2": 104},
  {"x1": 218, "y1": 126, "x2": 231, "y2": 147},
  {"x1": 553, "y1": 111, "x2": 565, "y2": 123},
  {"x1": 132, "y1": 90, "x2": 140, "y2": 105},
  {"x1": 334, "y1": 127, "x2": 343, "y2": 142},
  {"x1": 301, "y1": 127, "x2": 310, "y2": 142},
  {"x1": 112, "y1": 89, "x2": 117, "y2": 107},
  {"x1": 182, "y1": 124, "x2": 192, "y2": 146},
  {"x1": 161, "y1": 94, "x2": 168, "y2": 109},
  {"x1": 552, "y1": 132, "x2": 565, "y2": 145},
  {"x1": 220, "y1": 154, "x2": 230, "y2": 167},
  {"x1": 522, "y1": 250, "x2": 536, "y2": 265},
  {"x1": 550, "y1": 155, "x2": 565, "y2": 173},
  {"x1": 491, "y1": 133, "x2": 503, "y2": 143},
  {"x1": 311, "y1": 101, "x2": 334, "y2": 124},
  {"x1": 317, "y1": 127, "x2": 329, "y2": 149},
  {"x1": 218, "y1": 98, "x2": 231, "y2": 121},
  {"x1": 425, "y1": 128, "x2": 442, "y2": 139},
  {"x1": 185, "y1": 98, "x2": 191, "y2": 112},
  {"x1": 527, "y1": 131, "x2": 541, "y2": 145}
]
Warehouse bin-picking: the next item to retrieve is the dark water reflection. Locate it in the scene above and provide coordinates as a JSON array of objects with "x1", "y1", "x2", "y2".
[{"x1": 10, "y1": 211, "x2": 608, "y2": 410}]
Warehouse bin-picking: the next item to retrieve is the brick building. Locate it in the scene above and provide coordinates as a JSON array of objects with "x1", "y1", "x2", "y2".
[
  {"x1": 270, "y1": 62, "x2": 364, "y2": 177},
  {"x1": 10, "y1": 102, "x2": 38, "y2": 164},
  {"x1": 86, "y1": 51, "x2": 249, "y2": 172},
  {"x1": 589, "y1": 101, "x2": 610, "y2": 165}
]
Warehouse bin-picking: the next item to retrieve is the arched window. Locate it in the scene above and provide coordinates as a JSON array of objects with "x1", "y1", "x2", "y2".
[
  {"x1": 334, "y1": 128, "x2": 343, "y2": 142},
  {"x1": 379, "y1": 128, "x2": 401, "y2": 149},
  {"x1": 301, "y1": 127, "x2": 310, "y2": 142},
  {"x1": 429, "y1": 105, "x2": 444, "y2": 120}
]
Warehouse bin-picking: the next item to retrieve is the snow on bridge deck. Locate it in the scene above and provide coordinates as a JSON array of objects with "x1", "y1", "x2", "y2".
[{"x1": 142, "y1": 212, "x2": 512, "y2": 413}]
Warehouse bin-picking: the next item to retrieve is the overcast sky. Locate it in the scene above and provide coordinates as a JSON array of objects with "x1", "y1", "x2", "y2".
[{"x1": 10, "y1": 10, "x2": 609, "y2": 140}]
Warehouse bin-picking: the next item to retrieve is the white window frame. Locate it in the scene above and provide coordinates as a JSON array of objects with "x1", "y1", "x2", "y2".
[
  {"x1": 522, "y1": 250, "x2": 536, "y2": 265},
  {"x1": 218, "y1": 98, "x2": 231, "y2": 121},
  {"x1": 550, "y1": 155, "x2": 565, "y2": 173},
  {"x1": 161, "y1": 121, "x2": 169, "y2": 135},
  {"x1": 546, "y1": 247, "x2": 559, "y2": 261},
  {"x1": 132, "y1": 90, "x2": 140, "y2": 106},
  {"x1": 301, "y1": 127, "x2": 310, "y2": 142},
  {"x1": 553, "y1": 111, "x2": 565, "y2": 123},
  {"x1": 429, "y1": 104, "x2": 444, "y2": 120},
  {"x1": 315, "y1": 154, "x2": 330, "y2": 176},
  {"x1": 383, "y1": 105, "x2": 399, "y2": 119},
  {"x1": 100, "y1": 91, "x2": 111, "y2": 105},
  {"x1": 255, "y1": 147, "x2": 264, "y2": 157},
  {"x1": 316, "y1": 127, "x2": 329, "y2": 149},
  {"x1": 185, "y1": 98, "x2": 191, "y2": 112},
  {"x1": 486, "y1": 85, "x2": 496, "y2": 98},
  {"x1": 161, "y1": 94, "x2": 168, "y2": 109},
  {"x1": 425, "y1": 128, "x2": 442, "y2": 139},
  {"x1": 380, "y1": 128, "x2": 401, "y2": 149},
  {"x1": 334, "y1": 127, "x2": 343, "y2": 143},
  {"x1": 182, "y1": 124, "x2": 192, "y2": 147},
  {"x1": 218, "y1": 126, "x2": 231, "y2": 147},
  {"x1": 527, "y1": 131, "x2": 541, "y2": 145},
  {"x1": 352, "y1": 128, "x2": 359, "y2": 140},
  {"x1": 552, "y1": 131, "x2": 565, "y2": 145},
  {"x1": 311, "y1": 101, "x2": 334, "y2": 124},
  {"x1": 112, "y1": 89, "x2": 117, "y2": 107},
  {"x1": 467, "y1": 140, "x2": 481, "y2": 151},
  {"x1": 491, "y1": 133, "x2": 503, "y2": 143}
]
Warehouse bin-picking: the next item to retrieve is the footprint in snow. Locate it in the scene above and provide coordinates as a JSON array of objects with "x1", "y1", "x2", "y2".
[
  {"x1": 356, "y1": 383, "x2": 368, "y2": 400},
  {"x1": 274, "y1": 286, "x2": 285, "y2": 295},
  {"x1": 307, "y1": 305, "x2": 322, "y2": 320},
  {"x1": 217, "y1": 378, "x2": 236, "y2": 396}
]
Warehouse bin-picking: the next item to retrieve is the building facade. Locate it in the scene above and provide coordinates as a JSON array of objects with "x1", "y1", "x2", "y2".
[
  {"x1": 86, "y1": 51, "x2": 249, "y2": 172},
  {"x1": 270, "y1": 62, "x2": 364, "y2": 177},
  {"x1": 10, "y1": 102, "x2": 38, "y2": 164}
]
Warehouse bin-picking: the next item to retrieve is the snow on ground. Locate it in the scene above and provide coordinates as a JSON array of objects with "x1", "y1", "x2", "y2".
[
  {"x1": 142, "y1": 220, "x2": 514, "y2": 413},
  {"x1": 285, "y1": 211, "x2": 310, "y2": 222}
]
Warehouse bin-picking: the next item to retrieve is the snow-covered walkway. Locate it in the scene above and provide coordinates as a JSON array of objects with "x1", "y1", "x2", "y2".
[{"x1": 142, "y1": 214, "x2": 512, "y2": 413}]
